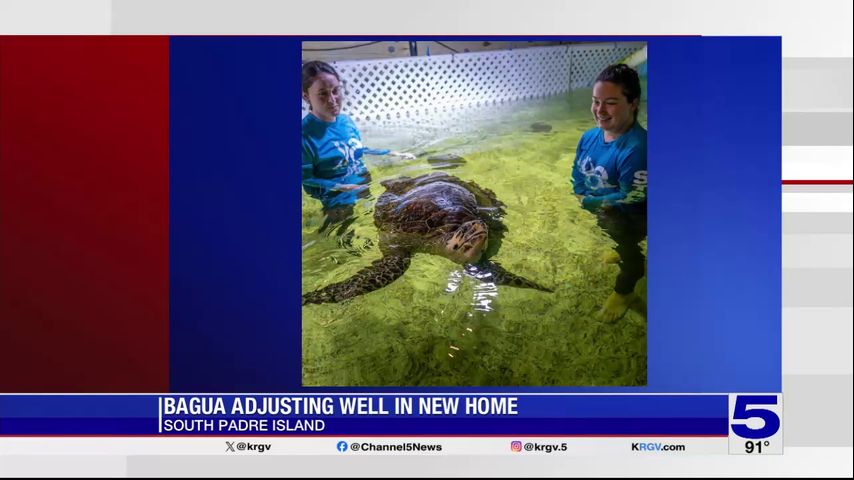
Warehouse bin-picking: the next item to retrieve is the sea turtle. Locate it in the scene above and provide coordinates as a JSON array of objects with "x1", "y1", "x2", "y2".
[{"x1": 302, "y1": 172, "x2": 552, "y2": 305}]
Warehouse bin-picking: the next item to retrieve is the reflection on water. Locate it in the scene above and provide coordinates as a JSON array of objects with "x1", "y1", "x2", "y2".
[
  {"x1": 444, "y1": 269, "x2": 464, "y2": 294},
  {"x1": 302, "y1": 89, "x2": 648, "y2": 387},
  {"x1": 464, "y1": 266, "x2": 499, "y2": 313},
  {"x1": 444, "y1": 267, "x2": 499, "y2": 312}
]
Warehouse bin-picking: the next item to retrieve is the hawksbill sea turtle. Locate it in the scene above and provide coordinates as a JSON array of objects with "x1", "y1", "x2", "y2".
[{"x1": 302, "y1": 172, "x2": 552, "y2": 305}]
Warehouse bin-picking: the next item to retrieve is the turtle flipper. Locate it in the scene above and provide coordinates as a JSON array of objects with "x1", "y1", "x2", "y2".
[
  {"x1": 302, "y1": 255, "x2": 412, "y2": 305},
  {"x1": 465, "y1": 261, "x2": 553, "y2": 293}
]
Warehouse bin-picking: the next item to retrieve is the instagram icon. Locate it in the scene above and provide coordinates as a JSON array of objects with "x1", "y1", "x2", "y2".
[{"x1": 511, "y1": 441, "x2": 522, "y2": 452}]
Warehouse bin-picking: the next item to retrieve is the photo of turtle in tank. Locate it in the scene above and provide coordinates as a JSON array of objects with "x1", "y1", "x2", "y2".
[{"x1": 302, "y1": 172, "x2": 553, "y2": 305}]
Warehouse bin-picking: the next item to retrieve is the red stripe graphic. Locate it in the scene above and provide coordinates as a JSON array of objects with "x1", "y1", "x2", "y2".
[{"x1": 782, "y1": 180, "x2": 853, "y2": 185}]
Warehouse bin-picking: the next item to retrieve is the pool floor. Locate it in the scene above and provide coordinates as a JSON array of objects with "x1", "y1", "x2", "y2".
[{"x1": 301, "y1": 89, "x2": 648, "y2": 386}]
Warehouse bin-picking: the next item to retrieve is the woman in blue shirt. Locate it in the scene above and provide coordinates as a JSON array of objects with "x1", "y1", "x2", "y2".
[
  {"x1": 301, "y1": 61, "x2": 413, "y2": 235},
  {"x1": 571, "y1": 64, "x2": 647, "y2": 322}
]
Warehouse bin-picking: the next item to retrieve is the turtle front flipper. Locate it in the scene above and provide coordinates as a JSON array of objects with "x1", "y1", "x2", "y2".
[
  {"x1": 302, "y1": 255, "x2": 412, "y2": 305},
  {"x1": 465, "y1": 261, "x2": 553, "y2": 293}
]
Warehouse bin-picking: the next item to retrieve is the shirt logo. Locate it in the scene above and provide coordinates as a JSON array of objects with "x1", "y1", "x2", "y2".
[
  {"x1": 579, "y1": 156, "x2": 615, "y2": 191},
  {"x1": 332, "y1": 138, "x2": 364, "y2": 175}
]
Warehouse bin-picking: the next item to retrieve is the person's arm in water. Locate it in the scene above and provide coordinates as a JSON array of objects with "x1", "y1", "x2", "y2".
[
  {"x1": 363, "y1": 148, "x2": 415, "y2": 160},
  {"x1": 344, "y1": 115, "x2": 415, "y2": 160},
  {"x1": 570, "y1": 143, "x2": 589, "y2": 203},
  {"x1": 302, "y1": 142, "x2": 366, "y2": 193}
]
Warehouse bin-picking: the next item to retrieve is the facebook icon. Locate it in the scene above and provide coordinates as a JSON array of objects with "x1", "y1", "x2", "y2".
[{"x1": 336, "y1": 441, "x2": 348, "y2": 452}]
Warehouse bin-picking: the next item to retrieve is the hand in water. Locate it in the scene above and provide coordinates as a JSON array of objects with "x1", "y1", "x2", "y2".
[
  {"x1": 390, "y1": 151, "x2": 416, "y2": 160},
  {"x1": 335, "y1": 184, "x2": 369, "y2": 192}
]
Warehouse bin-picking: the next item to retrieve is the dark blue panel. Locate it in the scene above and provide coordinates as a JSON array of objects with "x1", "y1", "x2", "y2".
[
  {"x1": 0, "y1": 395, "x2": 157, "y2": 417},
  {"x1": 0, "y1": 418, "x2": 158, "y2": 435},
  {"x1": 170, "y1": 37, "x2": 301, "y2": 392}
]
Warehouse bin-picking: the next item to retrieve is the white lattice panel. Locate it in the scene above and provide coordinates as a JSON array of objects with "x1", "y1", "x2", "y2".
[
  {"x1": 302, "y1": 42, "x2": 644, "y2": 124},
  {"x1": 569, "y1": 43, "x2": 645, "y2": 89}
]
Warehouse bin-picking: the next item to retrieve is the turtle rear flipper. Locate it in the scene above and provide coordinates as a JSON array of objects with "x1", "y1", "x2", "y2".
[
  {"x1": 465, "y1": 261, "x2": 553, "y2": 293},
  {"x1": 302, "y1": 254, "x2": 412, "y2": 305}
]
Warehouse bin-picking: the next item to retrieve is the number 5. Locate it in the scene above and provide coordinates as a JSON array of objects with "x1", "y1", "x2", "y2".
[{"x1": 731, "y1": 395, "x2": 781, "y2": 439}]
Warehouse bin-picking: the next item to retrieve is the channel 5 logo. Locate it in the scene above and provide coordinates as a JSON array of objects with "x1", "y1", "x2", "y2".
[
  {"x1": 730, "y1": 395, "x2": 781, "y2": 439},
  {"x1": 510, "y1": 441, "x2": 522, "y2": 452}
]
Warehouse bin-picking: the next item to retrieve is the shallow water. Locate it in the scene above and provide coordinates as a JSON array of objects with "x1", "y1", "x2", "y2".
[{"x1": 302, "y1": 88, "x2": 648, "y2": 387}]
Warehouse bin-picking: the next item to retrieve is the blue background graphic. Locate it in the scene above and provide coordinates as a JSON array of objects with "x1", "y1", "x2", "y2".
[{"x1": 169, "y1": 36, "x2": 781, "y2": 393}]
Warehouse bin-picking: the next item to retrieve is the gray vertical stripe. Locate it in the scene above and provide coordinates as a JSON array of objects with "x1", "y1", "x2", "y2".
[
  {"x1": 783, "y1": 58, "x2": 853, "y2": 112},
  {"x1": 110, "y1": 0, "x2": 116, "y2": 34},
  {"x1": 783, "y1": 269, "x2": 854, "y2": 307},
  {"x1": 783, "y1": 113, "x2": 854, "y2": 145},
  {"x1": 783, "y1": 213, "x2": 854, "y2": 233},
  {"x1": 782, "y1": 185, "x2": 853, "y2": 193},
  {"x1": 783, "y1": 308, "x2": 854, "y2": 375},
  {"x1": 783, "y1": 374, "x2": 854, "y2": 446},
  {"x1": 783, "y1": 234, "x2": 854, "y2": 268}
]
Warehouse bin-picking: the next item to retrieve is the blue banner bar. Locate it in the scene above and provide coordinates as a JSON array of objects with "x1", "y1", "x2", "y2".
[{"x1": 0, "y1": 394, "x2": 728, "y2": 435}]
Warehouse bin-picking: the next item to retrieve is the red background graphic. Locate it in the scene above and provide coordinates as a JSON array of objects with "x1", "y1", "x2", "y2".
[{"x1": 0, "y1": 37, "x2": 170, "y2": 392}]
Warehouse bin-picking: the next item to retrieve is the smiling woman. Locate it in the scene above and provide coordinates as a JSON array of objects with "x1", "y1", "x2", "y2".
[
  {"x1": 571, "y1": 63, "x2": 648, "y2": 322},
  {"x1": 592, "y1": 78, "x2": 639, "y2": 141}
]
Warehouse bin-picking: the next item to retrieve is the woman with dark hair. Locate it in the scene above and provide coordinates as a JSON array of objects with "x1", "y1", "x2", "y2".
[
  {"x1": 301, "y1": 60, "x2": 413, "y2": 233},
  {"x1": 571, "y1": 63, "x2": 648, "y2": 321}
]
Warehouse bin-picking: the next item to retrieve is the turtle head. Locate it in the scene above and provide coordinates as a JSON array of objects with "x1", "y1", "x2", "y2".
[{"x1": 443, "y1": 220, "x2": 488, "y2": 263}]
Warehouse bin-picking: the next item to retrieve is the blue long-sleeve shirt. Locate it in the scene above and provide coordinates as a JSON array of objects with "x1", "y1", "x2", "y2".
[
  {"x1": 570, "y1": 122, "x2": 647, "y2": 213},
  {"x1": 302, "y1": 113, "x2": 389, "y2": 208}
]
